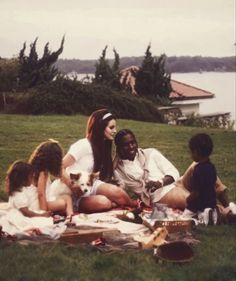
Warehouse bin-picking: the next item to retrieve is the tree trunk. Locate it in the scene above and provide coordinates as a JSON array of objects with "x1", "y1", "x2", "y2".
[{"x1": 2, "y1": 92, "x2": 6, "y2": 110}]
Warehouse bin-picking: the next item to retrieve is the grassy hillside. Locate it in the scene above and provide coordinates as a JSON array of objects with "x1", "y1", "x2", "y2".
[{"x1": 0, "y1": 114, "x2": 236, "y2": 281}]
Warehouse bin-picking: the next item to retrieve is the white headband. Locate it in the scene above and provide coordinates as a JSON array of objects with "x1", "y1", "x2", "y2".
[{"x1": 102, "y1": 113, "x2": 112, "y2": 120}]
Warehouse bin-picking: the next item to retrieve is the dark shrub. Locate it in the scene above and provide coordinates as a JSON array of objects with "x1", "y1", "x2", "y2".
[
  {"x1": 1, "y1": 77, "x2": 163, "y2": 122},
  {"x1": 29, "y1": 78, "x2": 163, "y2": 122},
  {"x1": 0, "y1": 92, "x2": 32, "y2": 114}
]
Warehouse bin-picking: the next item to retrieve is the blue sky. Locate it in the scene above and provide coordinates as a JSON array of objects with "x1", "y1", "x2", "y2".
[{"x1": 0, "y1": 0, "x2": 235, "y2": 59}]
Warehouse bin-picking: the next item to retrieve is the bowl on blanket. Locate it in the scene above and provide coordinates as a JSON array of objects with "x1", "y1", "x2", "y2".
[{"x1": 116, "y1": 211, "x2": 143, "y2": 224}]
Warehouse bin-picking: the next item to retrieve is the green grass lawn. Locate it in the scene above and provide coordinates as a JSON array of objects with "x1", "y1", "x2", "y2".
[{"x1": 0, "y1": 114, "x2": 236, "y2": 281}]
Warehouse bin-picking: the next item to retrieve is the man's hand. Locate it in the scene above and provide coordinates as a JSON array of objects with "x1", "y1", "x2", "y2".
[{"x1": 145, "y1": 180, "x2": 163, "y2": 193}]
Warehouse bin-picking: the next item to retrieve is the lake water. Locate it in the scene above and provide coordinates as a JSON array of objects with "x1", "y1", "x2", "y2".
[
  {"x1": 172, "y1": 72, "x2": 236, "y2": 129},
  {"x1": 76, "y1": 72, "x2": 236, "y2": 129}
]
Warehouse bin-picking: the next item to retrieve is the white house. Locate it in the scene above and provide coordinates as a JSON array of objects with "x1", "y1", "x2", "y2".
[{"x1": 170, "y1": 79, "x2": 215, "y2": 116}]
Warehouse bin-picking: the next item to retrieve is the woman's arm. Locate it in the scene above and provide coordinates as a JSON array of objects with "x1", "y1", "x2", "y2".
[
  {"x1": 19, "y1": 207, "x2": 51, "y2": 217},
  {"x1": 61, "y1": 153, "x2": 76, "y2": 187},
  {"x1": 37, "y1": 171, "x2": 48, "y2": 211}
]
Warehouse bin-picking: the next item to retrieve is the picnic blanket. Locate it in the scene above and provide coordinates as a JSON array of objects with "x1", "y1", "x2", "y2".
[
  {"x1": 0, "y1": 202, "x2": 66, "y2": 239},
  {"x1": 71, "y1": 210, "x2": 148, "y2": 235},
  {"x1": 0, "y1": 202, "x2": 199, "y2": 252}
]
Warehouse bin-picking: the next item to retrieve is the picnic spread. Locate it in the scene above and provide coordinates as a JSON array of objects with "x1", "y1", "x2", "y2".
[{"x1": 0, "y1": 201, "x2": 202, "y2": 262}]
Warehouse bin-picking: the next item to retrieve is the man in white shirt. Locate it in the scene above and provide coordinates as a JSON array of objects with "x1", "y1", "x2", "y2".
[{"x1": 113, "y1": 129, "x2": 189, "y2": 208}]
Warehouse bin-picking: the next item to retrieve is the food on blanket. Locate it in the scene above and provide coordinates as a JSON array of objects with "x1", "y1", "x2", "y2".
[
  {"x1": 141, "y1": 207, "x2": 196, "y2": 233},
  {"x1": 151, "y1": 203, "x2": 168, "y2": 220},
  {"x1": 116, "y1": 211, "x2": 135, "y2": 223},
  {"x1": 53, "y1": 214, "x2": 67, "y2": 224},
  {"x1": 134, "y1": 227, "x2": 168, "y2": 249},
  {"x1": 154, "y1": 241, "x2": 194, "y2": 263},
  {"x1": 117, "y1": 209, "x2": 143, "y2": 224},
  {"x1": 142, "y1": 216, "x2": 195, "y2": 233},
  {"x1": 126, "y1": 212, "x2": 135, "y2": 220}
]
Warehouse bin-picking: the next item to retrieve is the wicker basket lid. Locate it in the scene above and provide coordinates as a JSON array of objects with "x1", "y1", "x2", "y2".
[{"x1": 154, "y1": 241, "x2": 194, "y2": 263}]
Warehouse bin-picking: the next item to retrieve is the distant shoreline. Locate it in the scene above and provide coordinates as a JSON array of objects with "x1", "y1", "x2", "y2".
[{"x1": 56, "y1": 56, "x2": 235, "y2": 74}]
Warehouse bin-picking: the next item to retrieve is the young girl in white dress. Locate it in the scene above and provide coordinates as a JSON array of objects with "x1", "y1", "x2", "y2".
[
  {"x1": 29, "y1": 139, "x2": 73, "y2": 217},
  {"x1": 6, "y1": 160, "x2": 50, "y2": 217}
]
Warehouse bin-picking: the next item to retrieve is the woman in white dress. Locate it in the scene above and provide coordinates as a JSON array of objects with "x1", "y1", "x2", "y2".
[{"x1": 62, "y1": 109, "x2": 136, "y2": 213}]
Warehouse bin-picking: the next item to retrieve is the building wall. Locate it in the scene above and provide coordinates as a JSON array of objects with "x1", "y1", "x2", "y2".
[{"x1": 173, "y1": 103, "x2": 199, "y2": 116}]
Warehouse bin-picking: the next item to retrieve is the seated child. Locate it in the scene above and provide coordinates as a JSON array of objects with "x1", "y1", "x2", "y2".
[
  {"x1": 182, "y1": 133, "x2": 236, "y2": 225},
  {"x1": 6, "y1": 160, "x2": 51, "y2": 217},
  {"x1": 29, "y1": 139, "x2": 74, "y2": 218},
  {"x1": 182, "y1": 133, "x2": 218, "y2": 224}
]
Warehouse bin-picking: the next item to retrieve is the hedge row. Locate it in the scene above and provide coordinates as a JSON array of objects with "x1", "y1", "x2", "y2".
[{"x1": 1, "y1": 78, "x2": 163, "y2": 122}]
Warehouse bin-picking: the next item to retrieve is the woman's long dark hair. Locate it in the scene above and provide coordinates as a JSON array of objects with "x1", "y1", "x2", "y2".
[{"x1": 86, "y1": 108, "x2": 116, "y2": 181}]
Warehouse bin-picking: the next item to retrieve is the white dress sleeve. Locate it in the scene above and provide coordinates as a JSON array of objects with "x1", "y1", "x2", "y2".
[
  {"x1": 68, "y1": 138, "x2": 91, "y2": 161},
  {"x1": 9, "y1": 190, "x2": 28, "y2": 209},
  {"x1": 67, "y1": 138, "x2": 94, "y2": 173}
]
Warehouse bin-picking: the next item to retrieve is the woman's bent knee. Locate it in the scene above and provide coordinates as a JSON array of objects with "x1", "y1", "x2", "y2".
[
  {"x1": 78, "y1": 195, "x2": 112, "y2": 213},
  {"x1": 96, "y1": 195, "x2": 113, "y2": 208}
]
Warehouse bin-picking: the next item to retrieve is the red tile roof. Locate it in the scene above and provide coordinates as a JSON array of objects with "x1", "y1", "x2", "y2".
[
  {"x1": 119, "y1": 66, "x2": 215, "y2": 100},
  {"x1": 170, "y1": 80, "x2": 214, "y2": 100}
]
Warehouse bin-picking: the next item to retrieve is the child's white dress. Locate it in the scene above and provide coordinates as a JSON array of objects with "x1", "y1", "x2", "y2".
[{"x1": 8, "y1": 185, "x2": 41, "y2": 212}]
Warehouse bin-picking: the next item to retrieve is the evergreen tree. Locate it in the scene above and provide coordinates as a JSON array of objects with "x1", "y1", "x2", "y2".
[
  {"x1": 0, "y1": 58, "x2": 19, "y2": 108},
  {"x1": 94, "y1": 46, "x2": 112, "y2": 84},
  {"x1": 142, "y1": 44, "x2": 154, "y2": 70},
  {"x1": 94, "y1": 46, "x2": 121, "y2": 89},
  {"x1": 0, "y1": 58, "x2": 19, "y2": 92},
  {"x1": 111, "y1": 48, "x2": 121, "y2": 89},
  {"x1": 112, "y1": 48, "x2": 120, "y2": 74},
  {"x1": 135, "y1": 44, "x2": 153, "y2": 97},
  {"x1": 153, "y1": 54, "x2": 172, "y2": 101},
  {"x1": 135, "y1": 44, "x2": 172, "y2": 104},
  {"x1": 18, "y1": 36, "x2": 65, "y2": 89}
]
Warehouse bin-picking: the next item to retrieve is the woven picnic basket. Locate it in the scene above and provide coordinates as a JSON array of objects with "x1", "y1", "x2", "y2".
[{"x1": 153, "y1": 219, "x2": 195, "y2": 233}]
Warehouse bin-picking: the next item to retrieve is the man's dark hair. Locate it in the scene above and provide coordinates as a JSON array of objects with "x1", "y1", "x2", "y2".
[
  {"x1": 189, "y1": 133, "x2": 213, "y2": 157},
  {"x1": 114, "y1": 129, "x2": 136, "y2": 147}
]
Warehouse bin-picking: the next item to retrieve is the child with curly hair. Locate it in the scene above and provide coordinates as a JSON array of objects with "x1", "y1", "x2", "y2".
[
  {"x1": 184, "y1": 133, "x2": 217, "y2": 220},
  {"x1": 182, "y1": 133, "x2": 236, "y2": 224},
  {"x1": 29, "y1": 139, "x2": 73, "y2": 217},
  {"x1": 6, "y1": 160, "x2": 50, "y2": 217}
]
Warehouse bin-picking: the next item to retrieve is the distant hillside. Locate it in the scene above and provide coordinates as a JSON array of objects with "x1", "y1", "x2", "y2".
[{"x1": 56, "y1": 56, "x2": 235, "y2": 74}]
